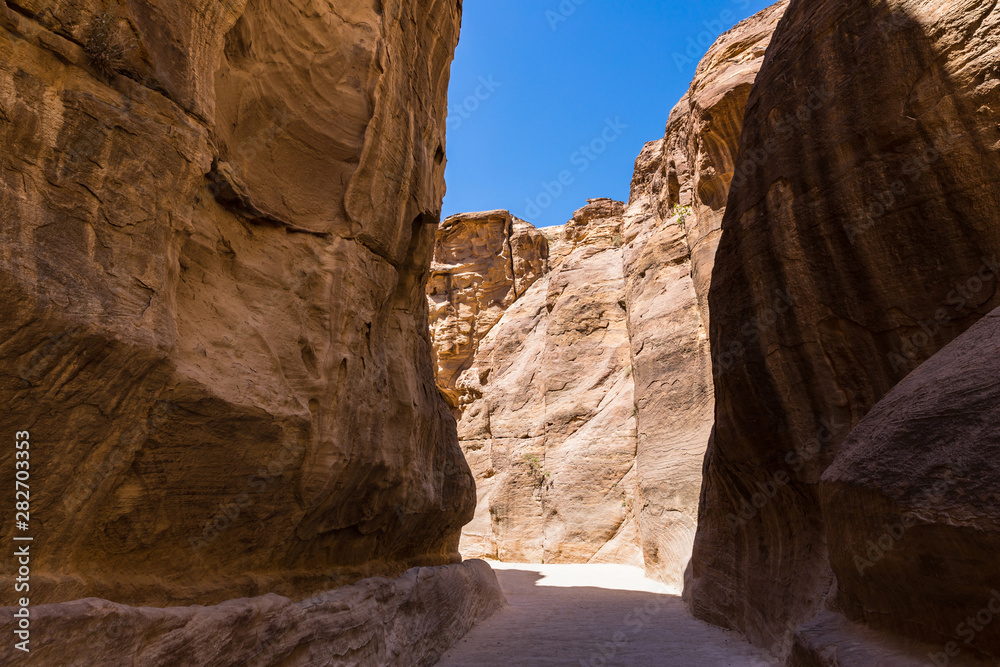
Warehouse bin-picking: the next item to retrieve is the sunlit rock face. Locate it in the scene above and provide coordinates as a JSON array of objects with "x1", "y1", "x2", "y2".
[
  {"x1": 429, "y1": 3, "x2": 788, "y2": 589},
  {"x1": 620, "y1": 0, "x2": 788, "y2": 588},
  {"x1": 427, "y1": 210, "x2": 548, "y2": 411},
  {"x1": 690, "y1": 0, "x2": 1000, "y2": 661},
  {"x1": 431, "y1": 201, "x2": 643, "y2": 567},
  {"x1": 0, "y1": 0, "x2": 504, "y2": 662}
]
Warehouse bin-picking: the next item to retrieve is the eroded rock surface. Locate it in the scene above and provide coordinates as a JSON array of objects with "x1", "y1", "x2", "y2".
[
  {"x1": 821, "y1": 306, "x2": 1000, "y2": 661},
  {"x1": 0, "y1": 560, "x2": 505, "y2": 666},
  {"x1": 619, "y1": 2, "x2": 787, "y2": 587},
  {"x1": 442, "y1": 200, "x2": 641, "y2": 566},
  {"x1": 431, "y1": 4, "x2": 787, "y2": 589},
  {"x1": 428, "y1": 211, "x2": 548, "y2": 409},
  {"x1": 0, "y1": 0, "x2": 501, "y2": 659},
  {"x1": 690, "y1": 0, "x2": 1000, "y2": 660}
]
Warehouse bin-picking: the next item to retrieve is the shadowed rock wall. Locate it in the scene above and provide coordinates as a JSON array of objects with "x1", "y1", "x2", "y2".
[
  {"x1": 0, "y1": 0, "x2": 506, "y2": 662},
  {"x1": 690, "y1": 0, "x2": 1000, "y2": 661}
]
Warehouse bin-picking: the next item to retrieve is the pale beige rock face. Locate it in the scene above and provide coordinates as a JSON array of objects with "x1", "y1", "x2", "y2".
[
  {"x1": 621, "y1": 144, "x2": 714, "y2": 588},
  {"x1": 431, "y1": 6, "x2": 786, "y2": 586},
  {"x1": 439, "y1": 201, "x2": 642, "y2": 567},
  {"x1": 0, "y1": 0, "x2": 498, "y2": 656}
]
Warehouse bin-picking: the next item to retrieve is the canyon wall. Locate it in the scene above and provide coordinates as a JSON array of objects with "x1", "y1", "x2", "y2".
[
  {"x1": 429, "y1": 4, "x2": 787, "y2": 587},
  {"x1": 0, "y1": 0, "x2": 502, "y2": 661},
  {"x1": 428, "y1": 210, "x2": 548, "y2": 410},
  {"x1": 690, "y1": 0, "x2": 1000, "y2": 662},
  {"x1": 434, "y1": 0, "x2": 1000, "y2": 662},
  {"x1": 440, "y1": 200, "x2": 643, "y2": 567},
  {"x1": 622, "y1": 0, "x2": 787, "y2": 587}
]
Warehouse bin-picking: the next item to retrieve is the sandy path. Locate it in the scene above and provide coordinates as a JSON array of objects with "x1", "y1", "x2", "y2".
[{"x1": 436, "y1": 562, "x2": 777, "y2": 667}]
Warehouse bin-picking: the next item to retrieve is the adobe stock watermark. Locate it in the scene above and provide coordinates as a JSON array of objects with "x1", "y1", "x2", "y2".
[
  {"x1": 582, "y1": 593, "x2": 777, "y2": 666},
  {"x1": 843, "y1": 125, "x2": 964, "y2": 244},
  {"x1": 189, "y1": 439, "x2": 305, "y2": 553},
  {"x1": 546, "y1": 0, "x2": 587, "y2": 31},
  {"x1": 581, "y1": 595, "x2": 670, "y2": 666},
  {"x1": 671, "y1": 0, "x2": 752, "y2": 71},
  {"x1": 712, "y1": 288, "x2": 797, "y2": 379},
  {"x1": 887, "y1": 256, "x2": 1000, "y2": 374},
  {"x1": 731, "y1": 86, "x2": 836, "y2": 192},
  {"x1": 447, "y1": 75, "x2": 502, "y2": 130},
  {"x1": 726, "y1": 417, "x2": 845, "y2": 533},
  {"x1": 18, "y1": 325, "x2": 84, "y2": 385},
  {"x1": 62, "y1": 398, "x2": 178, "y2": 513},
  {"x1": 852, "y1": 468, "x2": 966, "y2": 577},
  {"x1": 929, "y1": 590, "x2": 1000, "y2": 666},
  {"x1": 523, "y1": 117, "x2": 628, "y2": 219}
]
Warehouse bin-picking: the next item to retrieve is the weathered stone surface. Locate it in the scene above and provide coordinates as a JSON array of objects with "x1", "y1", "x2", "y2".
[
  {"x1": 445, "y1": 201, "x2": 641, "y2": 567},
  {"x1": 665, "y1": 0, "x2": 789, "y2": 328},
  {"x1": 0, "y1": 560, "x2": 506, "y2": 666},
  {"x1": 621, "y1": 144, "x2": 713, "y2": 589},
  {"x1": 788, "y1": 609, "x2": 998, "y2": 667},
  {"x1": 821, "y1": 307, "x2": 1000, "y2": 662},
  {"x1": 427, "y1": 210, "x2": 548, "y2": 409},
  {"x1": 618, "y1": 3, "x2": 786, "y2": 588},
  {"x1": 434, "y1": 4, "x2": 786, "y2": 586},
  {"x1": 690, "y1": 0, "x2": 1000, "y2": 659},
  {"x1": 0, "y1": 0, "x2": 473, "y2": 613}
]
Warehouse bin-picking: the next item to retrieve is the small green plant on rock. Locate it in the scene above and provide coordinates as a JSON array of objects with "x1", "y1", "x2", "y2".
[
  {"x1": 522, "y1": 454, "x2": 551, "y2": 489},
  {"x1": 671, "y1": 204, "x2": 692, "y2": 229}
]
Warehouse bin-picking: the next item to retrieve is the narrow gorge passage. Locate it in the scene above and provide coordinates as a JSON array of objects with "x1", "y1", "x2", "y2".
[{"x1": 437, "y1": 563, "x2": 775, "y2": 667}]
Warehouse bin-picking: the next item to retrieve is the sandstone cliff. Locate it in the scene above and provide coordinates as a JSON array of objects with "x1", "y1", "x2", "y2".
[
  {"x1": 430, "y1": 4, "x2": 788, "y2": 589},
  {"x1": 0, "y1": 0, "x2": 502, "y2": 662},
  {"x1": 621, "y1": 0, "x2": 788, "y2": 586},
  {"x1": 428, "y1": 210, "x2": 548, "y2": 410},
  {"x1": 438, "y1": 200, "x2": 643, "y2": 567},
  {"x1": 689, "y1": 0, "x2": 1000, "y2": 662}
]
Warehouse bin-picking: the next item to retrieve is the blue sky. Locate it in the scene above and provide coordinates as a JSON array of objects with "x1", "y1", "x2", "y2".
[{"x1": 442, "y1": 0, "x2": 775, "y2": 228}]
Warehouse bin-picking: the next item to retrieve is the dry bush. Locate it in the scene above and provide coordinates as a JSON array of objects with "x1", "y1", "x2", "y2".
[{"x1": 84, "y1": 12, "x2": 127, "y2": 79}]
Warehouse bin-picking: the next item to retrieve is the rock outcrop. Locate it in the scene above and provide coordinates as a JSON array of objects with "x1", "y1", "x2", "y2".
[
  {"x1": 620, "y1": 144, "x2": 714, "y2": 587},
  {"x1": 821, "y1": 306, "x2": 1000, "y2": 662},
  {"x1": 690, "y1": 0, "x2": 1000, "y2": 661},
  {"x1": 428, "y1": 211, "x2": 548, "y2": 409},
  {"x1": 620, "y1": 1, "x2": 788, "y2": 586},
  {"x1": 439, "y1": 200, "x2": 642, "y2": 566},
  {"x1": 659, "y1": 0, "x2": 790, "y2": 328},
  {"x1": 0, "y1": 0, "x2": 502, "y2": 661},
  {"x1": 430, "y1": 3, "x2": 788, "y2": 589},
  {"x1": 0, "y1": 560, "x2": 504, "y2": 666}
]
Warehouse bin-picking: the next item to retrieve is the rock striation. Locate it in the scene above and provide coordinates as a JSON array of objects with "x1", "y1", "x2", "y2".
[
  {"x1": 428, "y1": 211, "x2": 548, "y2": 410},
  {"x1": 0, "y1": 560, "x2": 505, "y2": 667},
  {"x1": 620, "y1": 0, "x2": 788, "y2": 586},
  {"x1": 689, "y1": 0, "x2": 1000, "y2": 662},
  {"x1": 821, "y1": 306, "x2": 1000, "y2": 663},
  {"x1": 439, "y1": 200, "x2": 642, "y2": 567},
  {"x1": 0, "y1": 0, "x2": 503, "y2": 661},
  {"x1": 430, "y1": 3, "x2": 788, "y2": 589}
]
